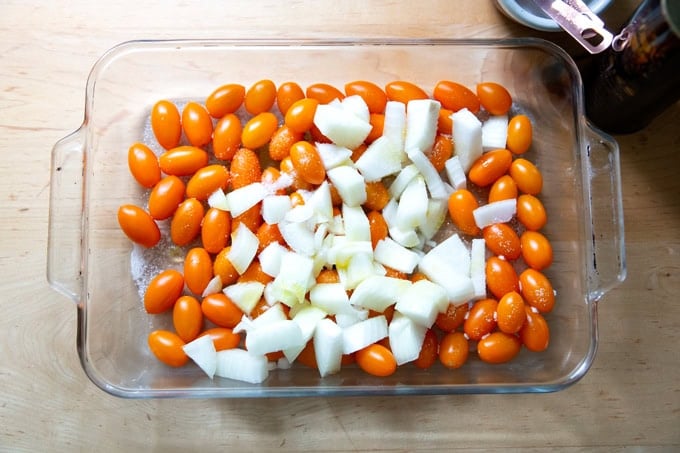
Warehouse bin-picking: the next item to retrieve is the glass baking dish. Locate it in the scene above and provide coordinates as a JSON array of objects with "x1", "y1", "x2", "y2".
[{"x1": 47, "y1": 38, "x2": 625, "y2": 398}]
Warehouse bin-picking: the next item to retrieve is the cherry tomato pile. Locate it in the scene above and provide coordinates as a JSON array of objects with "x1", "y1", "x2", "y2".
[{"x1": 118, "y1": 78, "x2": 555, "y2": 379}]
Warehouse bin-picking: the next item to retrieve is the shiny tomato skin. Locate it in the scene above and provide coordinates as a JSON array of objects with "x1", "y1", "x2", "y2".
[
  {"x1": 170, "y1": 198, "x2": 204, "y2": 246},
  {"x1": 117, "y1": 204, "x2": 161, "y2": 248},
  {"x1": 435, "y1": 303, "x2": 469, "y2": 333},
  {"x1": 186, "y1": 164, "x2": 229, "y2": 201},
  {"x1": 269, "y1": 125, "x2": 302, "y2": 161},
  {"x1": 345, "y1": 80, "x2": 388, "y2": 113},
  {"x1": 127, "y1": 142, "x2": 160, "y2": 188},
  {"x1": 414, "y1": 329, "x2": 439, "y2": 369},
  {"x1": 488, "y1": 174, "x2": 518, "y2": 203},
  {"x1": 241, "y1": 112, "x2": 278, "y2": 150},
  {"x1": 356, "y1": 344, "x2": 397, "y2": 377},
  {"x1": 201, "y1": 207, "x2": 231, "y2": 254},
  {"x1": 476, "y1": 82, "x2": 512, "y2": 115},
  {"x1": 448, "y1": 189, "x2": 480, "y2": 236},
  {"x1": 429, "y1": 135, "x2": 453, "y2": 172},
  {"x1": 172, "y1": 295, "x2": 203, "y2": 343},
  {"x1": 144, "y1": 269, "x2": 184, "y2": 314},
  {"x1": 212, "y1": 113, "x2": 242, "y2": 161},
  {"x1": 199, "y1": 327, "x2": 241, "y2": 351},
  {"x1": 477, "y1": 332, "x2": 521, "y2": 364},
  {"x1": 183, "y1": 247, "x2": 213, "y2": 296},
  {"x1": 483, "y1": 223, "x2": 521, "y2": 260},
  {"x1": 468, "y1": 148, "x2": 513, "y2": 187},
  {"x1": 520, "y1": 307, "x2": 550, "y2": 352},
  {"x1": 182, "y1": 101, "x2": 213, "y2": 147},
  {"x1": 284, "y1": 98, "x2": 319, "y2": 134},
  {"x1": 519, "y1": 268, "x2": 555, "y2": 313},
  {"x1": 433, "y1": 80, "x2": 480, "y2": 113},
  {"x1": 520, "y1": 231, "x2": 553, "y2": 271},
  {"x1": 148, "y1": 330, "x2": 188, "y2": 367},
  {"x1": 516, "y1": 194, "x2": 547, "y2": 231},
  {"x1": 201, "y1": 293, "x2": 244, "y2": 328},
  {"x1": 510, "y1": 158, "x2": 543, "y2": 195},
  {"x1": 290, "y1": 141, "x2": 325, "y2": 185},
  {"x1": 276, "y1": 81, "x2": 305, "y2": 115},
  {"x1": 464, "y1": 298, "x2": 498, "y2": 341},
  {"x1": 148, "y1": 176, "x2": 185, "y2": 220},
  {"x1": 507, "y1": 114, "x2": 533, "y2": 154},
  {"x1": 496, "y1": 291, "x2": 526, "y2": 334},
  {"x1": 230, "y1": 147, "x2": 262, "y2": 189},
  {"x1": 151, "y1": 100, "x2": 181, "y2": 150},
  {"x1": 159, "y1": 146, "x2": 209, "y2": 176},
  {"x1": 485, "y1": 256, "x2": 520, "y2": 299},
  {"x1": 206, "y1": 83, "x2": 245, "y2": 118},
  {"x1": 245, "y1": 79, "x2": 277, "y2": 115},
  {"x1": 439, "y1": 331, "x2": 469, "y2": 369},
  {"x1": 306, "y1": 83, "x2": 344, "y2": 104},
  {"x1": 385, "y1": 81, "x2": 428, "y2": 104}
]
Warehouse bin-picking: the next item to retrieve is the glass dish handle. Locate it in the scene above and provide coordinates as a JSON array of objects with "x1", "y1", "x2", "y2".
[
  {"x1": 47, "y1": 127, "x2": 85, "y2": 303},
  {"x1": 584, "y1": 122, "x2": 627, "y2": 302}
]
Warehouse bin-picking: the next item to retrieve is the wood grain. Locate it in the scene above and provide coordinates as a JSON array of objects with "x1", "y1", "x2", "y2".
[{"x1": 1, "y1": 0, "x2": 678, "y2": 451}]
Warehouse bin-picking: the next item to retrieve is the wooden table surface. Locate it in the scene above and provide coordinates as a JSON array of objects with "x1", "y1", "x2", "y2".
[{"x1": 1, "y1": 1, "x2": 678, "y2": 450}]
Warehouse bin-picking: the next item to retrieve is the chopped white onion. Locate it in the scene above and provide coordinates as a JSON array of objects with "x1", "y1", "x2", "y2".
[
  {"x1": 342, "y1": 203, "x2": 371, "y2": 242},
  {"x1": 405, "y1": 99, "x2": 440, "y2": 152},
  {"x1": 444, "y1": 155, "x2": 467, "y2": 190},
  {"x1": 472, "y1": 198, "x2": 517, "y2": 229},
  {"x1": 227, "y1": 223, "x2": 259, "y2": 274},
  {"x1": 451, "y1": 108, "x2": 483, "y2": 172},
  {"x1": 388, "y1": 164, "x2": 419, "y2": 200},
  {"x1": 389, "y1": 312, "x2": 427, "y2": 365},
  {"x1": 406, "y1": 147, "x2": 448, "y2": 200},
  {"x1": 314, "y1": 318, "x2": 344, "y2": 377},
  {"x1": 419, "y1": 198, "x2": 448, "y2": 241},
  {"x1": 207, "y1": 188, "x2": 229, "y2": 211},
  {"x1": 269, "y1": 251, "x2": 315, "y2": 307},
  {"x1": 245, "y1": 320, "x2": 305, "y2": 356},
  {"x1": 354, "y1": 136, "x2": 404, "y2": 182},
  {"x1": 182, "y1": 334, "x2": 217, "y2": 379},
  {"x1": 215, "y1": 349, "x2": 268, "y2": 384},
  {"x1": 373, "y1": 238, "x2": 421, "y2": 274},
  {"x1": 481, "y1": 114, "x2": 509, "y2": 150},
  {"x1": 258, "y1": 242, "x2": 288, "y2": 277},
  {"x1": 309, "y1": 283, "x2": 352, "y2": 314},
  {"x1": 223, "y1": 281, "x2": 265, "y2": 315},
  {"x1": 326, "y1": 165, "x2": 367, "y2": 207},
  {"x1": 261, "y1": 195, "x2": 292, "y2": 225},
  {"x1": 395, "y1": 279, "x2": 448, "y2": 327},
  {"x1": 201, "y1": 275, "x2": 223, "y2": 297},
  {"x1": 313, "y1": 103, "x2": 372, "y2": 149},
  {"x1": 382, "y1": 101, "x2": 407, "y2": 155},
  {"x1": 278, "y1": 220, "x2": 316, "y2": 256},
  {"x1": 349, "y1": 275, "x2": 412, "y2": 312},
  {"x1": 396, "y1": 175, "x2": 428, "y2": 229},
  {"x1": 225, "y1": 182, "x2": 266, "y2": 217},
  {"x1": 470, "y1": 238, "x2": 487, "y2": 299},
  {"x1": 316, "y1": 143, "x2": 354, "y2": 170},
  {"x1": 342, "y1": 315, "x2": 388, "y2": 354},
  {"x1": 341, "y1": 94, "x2": 371, "y2": 123}
]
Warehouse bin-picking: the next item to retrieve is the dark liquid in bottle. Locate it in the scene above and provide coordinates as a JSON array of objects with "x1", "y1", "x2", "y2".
[{"x1": 584, "y1": 0, "x2": 680, "y2": 134}]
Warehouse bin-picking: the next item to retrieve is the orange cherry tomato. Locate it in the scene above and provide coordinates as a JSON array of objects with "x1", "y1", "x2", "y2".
[
  {"x1": 213, "y1": 247, "x2": 240, "y2": 286},
  {"x1": 148, "y1": 175, "x2": 185, "y2": 220},
  {"x1": 448, "y1": 189, "x2": 480, "y2": 236},
  {"x1": 507, "y1": 114, "x2": 533, "y2": 155},
  {"x1": 296, "y1": 341, "x2": 318, "y2": 369},
  {"x1": 464, "y1": 298, "x2": 498, "y2": 341},
  {"x1": 201, "y1": 293, "x2": 244, "y2": 328},
  {"x1": 244, "y1": 79, "x2": 277, "y2": 115},
  {"x1": 483, "y1": 223, "x2": 521, "y2": 260},
  {"x1": 284, "y1": 98, "x2": 319, "y2": 134},
  {"x1": 367, "y1": 210, "x2": 388, "y2": 249},
  {"x1": 241, "y1": 112, "x2": 278, "y2": 150},
  {"x1": 414, "y1": 329, "x2": 438, "y2": 369},
  {"x1": 183, "y1": 247, "x2": 213, "y2": 296},
  {"x1": 316, "y1": 269, "x2": 340, "y2": 284},
  {"x1": 496, "y1": 291, "x2": 526, "y2": 334},
  {"x1": 439, "y1": 331, "x2": 469, "y2": 369},
  {"x1": 238, "y1": 260, "x2": 273, "y2": 286},
  {"x1": 433, "y1": 81, "x2": 480, "y2": 113},
  {"x1": 477, "y1": 332, "x2": 521, "y2": 364},
  {"x1": 366, "y1": 113, "x2": 385, "y2": 144},
  {"x1": 305, "y1": 83, "x2": 344, "y2": 104},
  {"x1": 269, "y1": 125, "x2": 303, "y2": 161},
  {"x1": 182, "y1": 101, "x2": 213, "y2": 147},
  {"x1": 289, "y1": 141, "x2": 326, "y2": 185},
  {"x1": 276, "y1": 81, "x2": 305, "y2": 115},
  {"x1": 488, "y1": 174, "x2": 518, "y2": 203},
  {"x1": 289, "y1": 191, "x2": 305, "y2": 207},
  {"x1": 355, "y1": 343, "x2": 397, "y2": 377},
  {"x1": 230, "y1": 147, "x2": 262, "y2": 189},
  {"x1": 117, "y1": 204, "x2": 161, "y2": 248},
  {"x1": 429, "y1": 134, "x2": 453, "y2": 172},
  {"x1": 148, "y1": 330, "x2": 188, "y2": 367},
  {"x1": 520, "y1": 231, "x2": 553, "y2": 271},
  {"x1": 170, "y1": 198, "x2": 204, "y2": 246},
  {"x1": 468, "y1": 148, "x2": 513, "y2": 187},
  {"x1": 519, "y1": 268, "x2": 555, "y2": 313},
  {"x1": 151, "y1": 100, "x2": 181, "y2": 150},
  {"x1": 206, "y1": 83, "x2": 245, "y2": 118},
  {"x1": 520, "y1": 307, "x2": 550, "y2": 352},
  {"x1": 385, "y1": 81, "x2": 428, "y2": 104},
  {"x1": 144, "y1": 269, "x2": 184, "y2": 314},
  {"x1": 255, "y1": 223, "x2": 284, "y2": 253},
  {"x1": 159, "y1": 146, "x2": 209, "y2": 176},
  {"x1": 509, "y1": 158, "x2": 543, "y2": 195},
  {"x1": 201, "y1": 207, "x2": 231, "y2": 254},
  {"x1": 345, "y1": 80, "x2": 388, "y2": 113},
  {"x1": 173, "y1": 295, "x2": 203, "y2": 343},
  {"x1": 128, "y1": 142, "x2": 160, "y2": 188},
  {"x1": 199, "y1": 327, "x2": 241, "y2": 351},
  {"x1": 437, "y1": 108, "x2": 454, "y2": 134},
  {"x1": 485, "y1": 256, "x2": 520, "y2": 299},
  {"x1": 261, "y1": 166, "x2": 287, "y2": 194},
  {"x1": 186, "y1": 164, "x2": 229, "y2": 200},
  {"x1": 476, "y1": 82, "x2": 512, "y2": 115},
  {"x1": 516, "y1": 194, "x2": 547, "y2": 231},
  {"x1": 231, "y1": 203, "x2": 263, "y2": 233},
  {"x1": 364, "y1": 181, "x2": 390, "y2": 211},
  {"x1": 212, "y1": 113, "x2": 242, "y2": 161},
  {"x1": 435, "y1": 302, "x2": 469, "y2": 332}
]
